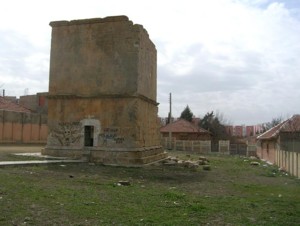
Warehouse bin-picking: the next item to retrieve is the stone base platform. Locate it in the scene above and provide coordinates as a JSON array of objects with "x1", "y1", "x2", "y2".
[{"x1": 42, "y1": 146, "x2": 167, "y2": 166}]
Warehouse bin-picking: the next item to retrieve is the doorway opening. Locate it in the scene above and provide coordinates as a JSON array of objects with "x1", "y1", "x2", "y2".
[{"x1": 84, "y1": 126, "x2": 94, "y2": 147}]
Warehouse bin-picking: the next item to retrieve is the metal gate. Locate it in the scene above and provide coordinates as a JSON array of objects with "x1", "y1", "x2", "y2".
[{"x1": 230, "y1": 143, "x2": 247, "y2": 155}]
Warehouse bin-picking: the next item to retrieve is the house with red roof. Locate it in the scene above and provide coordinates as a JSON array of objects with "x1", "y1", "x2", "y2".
[
  {"x1": 256, "y1": 114, "x2": 300, "y2": 164},
  {"x1": 160, "y1": 118, "x2": 211, "y2": 141},
  {"x1": 0, "y1": 96, "x2": 32, "y2": 113}
]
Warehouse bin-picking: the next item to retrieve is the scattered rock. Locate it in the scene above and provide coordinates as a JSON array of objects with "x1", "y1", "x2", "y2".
[
  {"x1": 177, "y1": 160, "x2": 183, "y2": 164},
  {"x1": 279, "y1": 167, "x2": 286, "y2": 172},
  {"x1": 169, "y1": 156, "x2": 179, "y2": 162},
  {"x1": 69, "y1": 175, "x2": 74, "y2": 178},
  {"x1": 160, "y1": 155, "x2": 211, "y2": 171},
  {"x1": 265, "y1": 161, "x2": 273, "y2": 165},
  {"x1": 182, "y1": 160, "x2": 195, "y2": 168},
  {"x1": 24, "y1": 217, "x2": 31, "y2": 222},
  {"x1": 203, "y1": 165, "x2": 211, "y2": 171},
  {"x1": 163, "y1": 159, "x2": 177, "y2": 166},
  {"x1": 84, "y1": 201, "x2": 96, "y2": 205},
  {"x1": 118, "y1": 181, "x2": 131, "y2": 186},
  {"x1": 197, "y1": 160, "x2": 208, "y2": 165},
  {"x1": 151, "y1": 162, "x2": 161, "y2": 166},
  {"x1": 250, "y1": 161, "x2": 260, "y2": 166},
  {"x1": 199, "y1": 156, "x2": 208, "y2": 162}
]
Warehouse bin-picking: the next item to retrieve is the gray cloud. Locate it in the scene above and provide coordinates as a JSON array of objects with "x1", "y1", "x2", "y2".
[
  {"x1": 1, "y1": 0, "x2": 300, "y2": 125},
  {"x1": 0, "y1": 30, "x2": 49, "y2": 96}
]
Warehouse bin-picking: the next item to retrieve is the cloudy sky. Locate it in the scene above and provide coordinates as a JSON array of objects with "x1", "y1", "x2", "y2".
[{"x1": 0, "y1": 0, "x2": 299, "y2": 125}]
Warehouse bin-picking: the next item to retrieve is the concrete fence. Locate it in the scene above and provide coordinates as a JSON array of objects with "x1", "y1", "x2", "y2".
[
  {"x1": 162, "y1": 138, "x2": 233, "y2": 154},
  {"x1": 275, "y1": 149, "x2": 300, "y2": 178},
  {"x1": 174, "y1": 140, "x2": 212, "y2": 153},
  {"x1": 162, "y1": 137, "x2": 211, "y2": 153},
  {"x1": 162, "y1": 137, "x2": 257, "y2": 156},
  {"x1": 219, "y1": 140, "x2": 230, "y2": 154},
  {"x1": 0, "y1": 110, "x2": 48, "y2": 144}
]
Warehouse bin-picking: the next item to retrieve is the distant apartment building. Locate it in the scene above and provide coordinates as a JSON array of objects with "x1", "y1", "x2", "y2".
[
  {"x1": 225, "y1": 125, "x2": 234, "y2": 136},
  {"x1": 234, "y1": 125, "x2": 244, "y2": 137},
  {"x1": 246, "y1": 126, "x2": 254, "y2": 137},
  {"x1": 225, "y1": 124, "x2": 264, "y2": 137}
]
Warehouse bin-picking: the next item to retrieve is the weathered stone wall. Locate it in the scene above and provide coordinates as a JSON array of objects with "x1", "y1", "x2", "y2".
[
  {"x1": 0, "y1": 110, "x2": 47, "y2": 144},
  {"x1": 49, "y1": 16, "x2": 156, "y2": 100},
  {"x1": 45, "y1": 16, "x2": 166, "y2": 164},
  {"x1": 47, "y1": 97, "x2": 160, "y2": 148}
]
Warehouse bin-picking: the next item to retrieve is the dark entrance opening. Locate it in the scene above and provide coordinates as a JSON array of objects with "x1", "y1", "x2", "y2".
[{"x1": 84, "y1": 126, "x2": 94, "y2": 147}]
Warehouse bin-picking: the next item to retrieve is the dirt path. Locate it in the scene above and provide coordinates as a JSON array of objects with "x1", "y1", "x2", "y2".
[{"x1": 0, "y1": 145, "x2": 44, "y2": 154}]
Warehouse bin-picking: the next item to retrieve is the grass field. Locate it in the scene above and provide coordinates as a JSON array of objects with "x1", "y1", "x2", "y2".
[{"x1": 0, "y1": 150, "x2": 299, "y2": 225}]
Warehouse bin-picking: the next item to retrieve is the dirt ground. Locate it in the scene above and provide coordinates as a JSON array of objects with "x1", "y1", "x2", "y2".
[{"x1": 0, "y1": 145, "x2": 43, "y2": 154}]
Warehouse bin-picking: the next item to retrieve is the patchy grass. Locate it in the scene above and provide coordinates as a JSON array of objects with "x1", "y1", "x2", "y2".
[{"x1": 0, "y1": 151, "x2": 299, "y2": 225}]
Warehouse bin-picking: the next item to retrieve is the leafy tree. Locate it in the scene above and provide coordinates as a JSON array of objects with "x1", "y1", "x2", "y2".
[
  {"x1": 199, "y1": 111, "x2": 229, "y2": 141},
  {"x1": 180, "y1": 105, "x2": 194, "y2": 122}
]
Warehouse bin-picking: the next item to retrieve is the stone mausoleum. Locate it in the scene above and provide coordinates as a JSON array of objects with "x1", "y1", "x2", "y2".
[{"x1": 43, "y1": 16, "x2": 167, "y2": 165}]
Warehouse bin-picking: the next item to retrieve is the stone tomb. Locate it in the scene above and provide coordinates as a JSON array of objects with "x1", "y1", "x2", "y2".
[{"x1": 43, "y1": 16, "x2": 167, "y2": 165}]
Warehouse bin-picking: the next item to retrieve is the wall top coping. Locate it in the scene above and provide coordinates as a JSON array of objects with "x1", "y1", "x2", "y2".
[
  {"x1": 46, "y1": 93, "x2": 159, "y2": 106},
  {"x1": 50, "y1": 15, "x2": 131, "y2": 27}
]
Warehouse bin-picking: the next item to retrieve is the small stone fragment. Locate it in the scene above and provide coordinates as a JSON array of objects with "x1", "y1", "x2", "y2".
[
  {"x1": 203, "y1": 165, "x2": 211, "y2": 171},
  {"x1": 199, "y1": 156, "x2": 208, "y2": 161},
  {"x1": 118, "y1": 181, "x2": 131, "y2": 186}
]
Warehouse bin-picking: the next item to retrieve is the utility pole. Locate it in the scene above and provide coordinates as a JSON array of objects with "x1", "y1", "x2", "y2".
[
  {"x1": 168, "y1": 93, "x2": 172, "y2": 123},
  {"x1": 168, "y1": 93, "x2": 172, "y2": 150}
]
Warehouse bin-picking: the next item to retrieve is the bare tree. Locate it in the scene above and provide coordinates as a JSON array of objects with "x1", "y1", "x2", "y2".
[{"x1": 262, "y1": 116, "x2": 283, "y2": 132}]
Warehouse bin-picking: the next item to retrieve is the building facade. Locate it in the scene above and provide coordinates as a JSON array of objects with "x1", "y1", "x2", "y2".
[
  {"x1": 43, "y1": 16, "x2": 166, "y2": 165},
  {"x1": 256, "y1": 115, "x2": 300, "y2": 164}
]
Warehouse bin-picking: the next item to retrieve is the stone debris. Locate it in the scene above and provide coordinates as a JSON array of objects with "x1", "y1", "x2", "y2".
[
  {"x1": 279, "y1": 167, "x2": 286, "y2": 172},
  {"x1": 250, "y1": 161, "x2": 260, "y2": 166},
  {"x1": 199, "y1": 156, "x2": 209, "y2": 162},
  {"x1": 249, "y1": 156, "x2": 258, "y2": 160},
  {"x1": 117, "y1": 181, "x2": 131, "y2": 186},
  {"x1": 160, "y1": 155, "x2": 211, "y2": 170},
  {"x1": 203, "y1": 165, "x2": 211, "y2": 171},
  {"x1": 24, "y1": 217, "x2": 31, "y2": 222}
]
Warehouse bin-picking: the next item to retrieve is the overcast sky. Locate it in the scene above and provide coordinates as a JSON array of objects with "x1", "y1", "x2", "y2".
[{"x1": 1, "y1": 0, "x2": 299, "y2": 125}]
